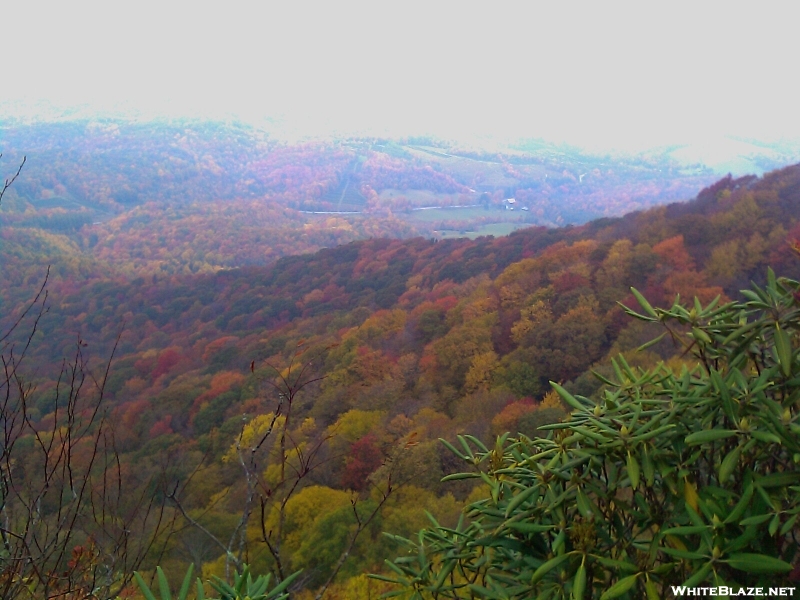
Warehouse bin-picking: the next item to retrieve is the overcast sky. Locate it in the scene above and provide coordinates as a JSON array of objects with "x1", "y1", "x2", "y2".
[{"x1": 3, "y1": 2, "x2": 798, "y2": 151}]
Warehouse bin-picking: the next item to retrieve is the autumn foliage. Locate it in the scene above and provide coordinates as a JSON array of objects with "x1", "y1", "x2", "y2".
[{"x1": 4, "y1": 130, "x2": 800, "y2": 596}]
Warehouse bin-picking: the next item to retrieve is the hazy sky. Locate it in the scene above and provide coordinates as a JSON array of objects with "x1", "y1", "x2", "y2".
[{"x1": 3, "y1": 2, "x2": 798, "y2": 151}]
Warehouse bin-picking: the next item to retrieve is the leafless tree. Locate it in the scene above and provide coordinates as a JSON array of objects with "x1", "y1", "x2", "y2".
[{"x1": 0, "y1": 156, "x2": 173, "y2": 599}]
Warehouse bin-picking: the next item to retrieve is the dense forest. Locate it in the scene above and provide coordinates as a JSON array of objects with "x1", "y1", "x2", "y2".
[{"x1": 2, "y1": 129, "x2": 800, "y2": 597}]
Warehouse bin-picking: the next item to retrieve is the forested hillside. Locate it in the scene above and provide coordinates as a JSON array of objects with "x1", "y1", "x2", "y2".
[
  {"x1": 1, "y1": 120, "x2": 722, "y2": 299},
  {"x1": 3, "y1": 158, "x2": 800, "y2": 597}
]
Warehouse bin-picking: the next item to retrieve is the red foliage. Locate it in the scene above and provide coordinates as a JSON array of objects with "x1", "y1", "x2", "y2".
[
  {"x1": 151, "y1": 347, "x2": 181, "y2": 379},
  {"x1": 342, "y1": 434, "x2": 383, "y2": 491},
  {"x1": 148, "y1": 415, "x2": 173, "y2": 438},
  {"x1": 552, "y1": 272, "x2": 589, "y2": 294}
]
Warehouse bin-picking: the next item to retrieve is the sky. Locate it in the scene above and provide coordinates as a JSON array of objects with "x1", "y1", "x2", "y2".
[{"x1": 3, "y1": 2, "x2": 799, "y2": 153}]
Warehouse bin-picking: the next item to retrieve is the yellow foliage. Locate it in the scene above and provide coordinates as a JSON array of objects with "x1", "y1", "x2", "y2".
[
  {"x1": 498, "y1": 283, "x2": 525, "y2": 310},
  {"x1": 541, "y1": 389, "x2": 565, "y2": 410},
  {"x1": 596, "y1": 239, "x2": 633, "y2": 289},
  {"x1": 327, "y1": 409, "x2": 386, "y2": 443},
  {"x1": 462, "y1": 296, "x2": 498, "y2": 320},
  {"x1": 410, "y1": 408, "x2": 452, "y2": 439},
  {"x1": 207, "y1": 487, "x2": 231, "y2": 509},
  {"x1": 357, "y1": 309, "x2": 407, "y2": 343},
  {"x1": 464, "y1": 351, "x2": 499, "y2": 393},
  {"x1": 706, "y1": 240, "x2": 740, "y2": 283},
  {"x1": 511, "y1": 300, "x2": 552, "y2": 344},
  {"x1": 200, "y1": 553, "x2": 227, "y2": 581},
  {"x1": 465, "y1": 484, "x2": 491, "y2": 505},
  {"x1": 495, "y1": 257, "x2": 540, "y2": 290},
  {"x1": 222, "y1": 413, "x2": 284, "y2": 463},
  {"x1": 295, "y1": 573, "x2": 409, "y2": 600},
  {"x1": 262, "y1": 485, "x2": 352, "y2": 560},
  {"x1": 296, "y1": 416, "x2": 317, "y2": 437}
]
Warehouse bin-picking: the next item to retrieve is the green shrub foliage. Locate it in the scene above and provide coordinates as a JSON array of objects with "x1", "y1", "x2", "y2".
[
  {"x1": 134, "y1": 563, "x2": 300, "y2": 600},
  {"x1": 380, "y1": 269, "x2": 800, "y2": 597}
]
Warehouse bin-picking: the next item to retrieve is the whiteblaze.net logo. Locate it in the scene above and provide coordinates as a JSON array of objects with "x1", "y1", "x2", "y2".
[{"x1": 671, "y1": 587, "x2": 796, "y2": 597}]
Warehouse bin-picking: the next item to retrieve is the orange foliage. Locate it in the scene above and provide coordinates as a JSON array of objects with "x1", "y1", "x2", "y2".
[
  {"x1": 191, "y1": 371, "x2": 245, "y2": 414},
  {"x1": 202, "y1": 336, "x2": 239, "y2": 362},
  {"x1": 653, "y1": 235, "x2": 695, "y2": 271},
  {"x1": 491, "y1": 399, "x2": 539, "y2": 435}
]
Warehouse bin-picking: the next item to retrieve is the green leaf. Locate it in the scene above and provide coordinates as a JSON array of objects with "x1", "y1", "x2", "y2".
[
  {"x1": 710, "y1": 370, "x2": 736, "y2": 423},
  {"x1": 775, "y1": 324, "x2": 792, "y2": 377},
  {"x1": 599, "y1": 573, "x2": 639, "y2": 599},
  {"x1": 434, "y1": 560, "x2": 457, "y2": 591},
  {"x1": 235, "y1": 565, "x2": 249, "y2": 595},
  {"x1": 780, "y1": 513, "x2": 798, "y2": 535},
  {"x1": 627, "y1": 452, "x2": 640, "y2": 490},
  {"x1": 504, "y1": 484, "x2": 539, "y2": 517},
  {"x1": 591, "y1": 556, "x2": 638, "y2": 572},
  {"x1": 637, "y1": 332, "x2": 667, "y2": 352},
  {"x1": 531, "y1": 553, "x2": 573, "y2": 584},
  {"x1": 682, "y1": 561, "x2": 713, "y2": 586},
  {"x1": 645, "y1": 576, "x2": 659, "y2": 600},
  {"x1": 439, "y1": 438, "x2": 466, "y2": 460},
  {"x1": 718, "y1": 444, "x2": 742, "y2": 483},
  {"x1": 177, "y1": 564, "x2": 194, "y2": 600},
  {"x1": 722, "y1": 319, "x2": 761, "y2": 345},
  {"x1": 756, "y1": 472, "x2": 800, "y2": 488},
  {"x1": 768, "y1": 267, "x2": 777, "y2": 290},
  {"x1": 750, "y1": 430, "x2": 782, "y2": 445},
  {"x1": 726, "y1": 553, "x2": 793, "y2": 573},
  {"x1": 507, "y1": 522, "x2": 556, "y2": 534},
  {"x1": 442, "y1": 472, "x2": 481, "y2": 481},
  {"x1": 660, "y1": 525, "x2": 709, "y2": 535},
  {"x1": 769, "y1": 513, "x2": 780, "y2": 536},
  {"x1": 267, "y1": 570, "x2": 302, "y2": 598},
  {"x1": 576, "y1": 487, "x2": 593, "y2": 518},
  {"x1": 739, "y1": 513, "x2": 772, "y2": 526},
  {"x1": 572, "y1": 558, "x2": 586, "y2": 600},
  {"x1": 692, "y1": 327, "x2": 712, "y2": 345},
  {"x1": 134, "y1": 573, "x2": 158, "y2": 600},
  {"x1": 464, "y1": 434, "x2": 490, "y2": 453},
  {"x1": 724, "y1": 482, "x2": 754, "y2": 524},
  {"x1": 630, "y1": 287, "x2": 658, "y2": 318},
  {"x1": 157, "y1": 567, "x2": 171, "y2": 600},
  {"x1": 685, "y1": 429, "x2": 737, "y2": 445},
  {"x1": 550, "y1": 382, "x2": 589, "y2": 412}
]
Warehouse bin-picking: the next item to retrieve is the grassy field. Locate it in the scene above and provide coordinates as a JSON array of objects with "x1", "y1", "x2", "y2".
[
  {"x1": 436, "y1": 222, "x2": 530, "y2": 239},
  {"x1": 405, "y1": 206, "x2": 526, "y2": 222}
]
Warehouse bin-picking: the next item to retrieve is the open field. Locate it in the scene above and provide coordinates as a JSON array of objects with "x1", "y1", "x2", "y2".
[
  {"x1": 405, "y1": 206, "x2": 529, "y2": 223},
  {"x1": 436, "y1": 221, "x2": 531, "y2": 239}
]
